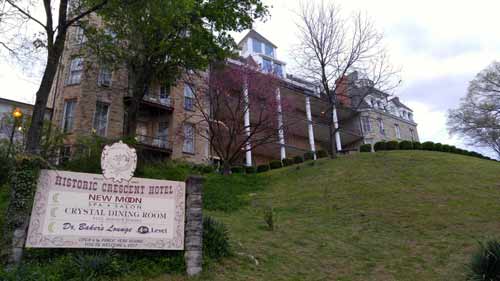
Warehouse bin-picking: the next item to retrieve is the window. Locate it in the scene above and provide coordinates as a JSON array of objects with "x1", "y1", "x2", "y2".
[
  {"x1": 262, "y1": 58, "x2": 272, "y2": 73},
  {"x1": 184, "y1": 83, "x2": 194, "y2": 111},
  {"x1": 62, "y1": 99, "x2": 77, "y2": 133},
  {"x1": 378, "y1": 118, "x2": 385, "y2": 135},
  {"x1": 160, "y1": 85, "x2": 170, "y2": 105},
  {"x1": 252, "y1": 39, "x2": 262, "y2": 53},
  {"x1": 92, "y1": 102, "x2": 109, "y2": 136},
  {"x1": 273, "y1": 63, "x2": 283, "y2": 77},
  {"x1": 98, "y1": 66, "x2": 112, "y2": 87},
  {"x1": 183, "y1": 123, "x2": 195, "y2": 153},
  {"x1": 67, "y1": 57, "x2": 83, "y2": 85},
  {"x1": 408, "y1": 112, "x2": 413, "y2": 121},
  {"x1": 265, "y1": 44, "x2": 274, "y2": 57},
  {"x1": 156, "y1": 122, "x2": 169, "y2": 149},
  {"x1": 74, "y1": 26, "x2": 87, "y2": 44},
  {"x1": 361, "y1": 116, "x2": 371, "y2": 133},
  {"x1": 395, "y1": 124, "x2": 401, "y2": 139}
]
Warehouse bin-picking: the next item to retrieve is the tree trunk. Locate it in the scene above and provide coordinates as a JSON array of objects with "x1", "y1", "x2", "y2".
[
  {"x1": 125, "y1": 98, "x2": 139, "y2": 137},
  {"x1": 222, "y1": 161, "x2": 231, "y2": 175},
  {"x1": 329, "y1": 122, "x2": 337, "y2": 159}
]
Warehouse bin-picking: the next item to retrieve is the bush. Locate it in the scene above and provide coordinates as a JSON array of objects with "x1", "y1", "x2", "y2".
[
  {"x1": 441, "y1": 144, "x2": 451, "y2": 152},
  {"x1": 316, "y1": 150, "x2": 328, "y2": 158},
  {"x1": 257, "y1": 164, "x2": 270, "y2": 173},
  {"x1": 244, "y1": 166, "x2": 256, "y2": 174},
  {"x1": 433, "y1": 142, "x2": 443, "y2": 151},
  {"x1": 422, "y1": 141, "x2": 435, "y2": 150},
  {"x1": 467, "y1": 240, "x2": 500, "y2": 281},
  {"x1": 203, "y1": 216, "x2": 231, "y2": 260},
  {"x1": 137, "y1": 161, "x2": 193, "y2": 181},
  {"x1": 360, "y1": 144, "x2": 372, "y2": 152},
  {"x1": 293, "y1": 155, "x2": 304, "y2": 164},
  {"x1": 374, "y1": 141, "x2": 387, "y2": 151},
  {"x1": 412, "y1": 141, "x2": 422, "y2": 150},
  {"x1": 449, "y1": 145, "x2": 458, "y2": 153},
  {"x1": 304, "y1": 151, "x2": 315, "y2": 161},
  {"x1": 269, "y1": 160, "x2": 283, "y2": 170},
  {"x1": 282, "y1": 158, "x2": 294, "y2": 166},
  {"x1": 230, "y1": 166, "x2": 244, "y2": 174},
  {"x1": 399, "y1": 140, "x2": 413, "y2": 150},
  {"x1": 385, "y1": 141, "x2": 399, "y2": 150}
]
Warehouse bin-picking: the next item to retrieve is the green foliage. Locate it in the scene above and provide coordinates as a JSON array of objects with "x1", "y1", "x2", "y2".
[
  {"x1": 263, "y1": 205, "x2": 274, "y2": 231},
  {"x1": 399, "y1": 140, "x2": 413, "y2": 150},
  {"x1": 282, "y1": 158, "x2": 294, "y2": 166},
  {"x1": 231, "y1": 166, "x2": 244, "y2": 174},
  {"x1": 0, "y1": 142, "x2": 14, "y2": 186},
  {"x1": 257, "y1": 164, "x2": 270, "y2": 173},
  {"x1": 136, "y1": 160, "x2": 197, "y2": 181},
  {"x1": 293, "y1": 155, "x2": 304, "y2": 164},
  {"x1": 203, "y1": 173, "x2": 266, "y2": 212},
  {"x1": 441, "y1": 144, "x2": 451, "y2": 152},
  {"x1": 360, "y1": 144, "x2": 372, "y2": 152},
  {"x1": 304, "y1": 151, "x2": 315, "y2": 161},
  {"x1": 72, "y1": 251, "x2": 122, "y2": 280},
  {"x1": 385, "y1": 141, "x2": 399, "y2": 150},
  {"x1": 203, "y1": 216, "x2": 231, "y2": 260},
  {"x1": 412, "y1": 141, "x2": 422, "y2": 150},
  {"x1": 269, "y1": 160, "x2": 283, "y2": 170},
  {"x1": 449, "y1": 145, "x2": 458, "y2": 153},
  {"x1": 433, "y1": 142, "x2": 443, "y2": 151},
  {"x1": 467, "y1": 240, "x2": 500, "y2": 281},
  {"x1": 422, "y1": 141, "x2": 435, "y2": 150},
  {"x1": 62, "y1": 135, "x2": 109, "y2": 174},
  {"x1": 244, "y1": 166, "x2": 256, "y2": 174},
  {"x1": 316, "y1": 150, "x2": 328, "y2": 158},
  {"x1": 374, "y1": 141, "x2": 387, "y2": 151}
]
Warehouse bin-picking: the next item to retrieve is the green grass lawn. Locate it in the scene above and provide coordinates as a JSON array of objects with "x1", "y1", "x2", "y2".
[{"x1": 153, "y1": 150, "x2": 500, "y2": 281}]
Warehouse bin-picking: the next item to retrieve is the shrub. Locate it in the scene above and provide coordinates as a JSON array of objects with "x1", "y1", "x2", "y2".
[
  {"x1": 282, "y1": 158, "x2": 294, "y2": 166},
  {"x1": 412, "y1": 141, "x2": 422, "y2": 150},
  {"x1": 269, "y1": 160, "x2": 283, "y2": 170},
  {"x1": 203, "y1": 216, "x2": 231, "y2": 260},
  {"x1": 374, "y1": 141, "x2": 387, "y2": 151},
  {"x1": 399, "y1": 140, "x2": 413, "y2": 150},
  {"x1": 422, "y1": 141, "x2": 435, "y2": 150},
  {"x1": 449, "y1": 145, "x2": 458, "y2": 153},
  {"x1": 230, "y1": 166, "x2": 244, "y2": 174},
  {"x1": 360, "y1": 144, "x2": 371, "y2": 152},
  {"x1": 304, "y1": 151, "x2": 315, "y2": 161},
  {"x1": 316, "y1": 150, "x2": 328, "y2": 158},
  {"x1": 385, "y1": 141, "x2": 399, "y2": 150},
  {"x1": 467, "y1": 240, "x2": 500, "y2": 281},
  {"x1": 441, "y1": 144, "x2": 451, "y2": 152},
  {"x1": 293, "y1": 155, "x2": 304, "y2": 164},
  {"x1": 433, "y1": 142, "x2": 443, "y2": 151},
  {"x1": 257, "y1": 164, "x2": 270, "y2": 173},
  {"x1": 244, "y1": 166, "x2": 256, "y2": 174},
  {"x1": 137, "y1": 161, "x2": 192, "y2": 181},
  {"x1": 72, "y1": 251, "x2": 122, "y2": 279}
]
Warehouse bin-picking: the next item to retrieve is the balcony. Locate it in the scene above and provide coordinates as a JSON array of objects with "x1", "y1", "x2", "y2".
[
  {"x1": 124, "y1": 93, "x2": 174, "y2": 112},
  {"x1": 136, "y1": 135, "x2": 172, "y2": 153}
]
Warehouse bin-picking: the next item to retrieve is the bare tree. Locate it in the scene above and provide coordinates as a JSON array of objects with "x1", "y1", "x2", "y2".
[
  {"x1": 0, "y1": 0, "x2": 108, "y2": 155},
  {"x1": 448, "y1": 62, "x2": 500, "y2": 159},
  {"x1": 293, "y1": 1, "x2": 397, "y2": 157},
  {"x1": 185, "y1": 61, "x2": 295, "y2": 174}
]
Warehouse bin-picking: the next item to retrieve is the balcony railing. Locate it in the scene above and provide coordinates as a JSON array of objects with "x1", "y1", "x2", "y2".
[
  {"x1": 124, "y1": 93, "x2": 173, "y2": 111},
  {"x1": 136, "y1": 135, "x2": 171, "y2": 151}
]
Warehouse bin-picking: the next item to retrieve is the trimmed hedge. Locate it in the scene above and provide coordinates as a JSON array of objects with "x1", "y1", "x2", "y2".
[
  {"x1": 231, "y1": 166, "x2": 244, "y2": 174},
  {"x1": 282, "y1": 158, "x2": 294, "y2": 166},
  {"x1": 412, "y1": 141, "x2": 422, "y2": 150},
  {"x1": 386, "y1": 141, "x2": 399, "y2": 150},
  {"x1": 293, "y1": 155, "x2": 304, "y2": 164},
  {"x1": 399, "y1": 140, "x2": 413, "y2": 150},
  {"x1": 360, "y1": 144, "x2": 372, "y2": 152},
  {"x1": 374, "y1": 141, "x2": 387, "y2": 151},
  {"x1": 422, "y1": 141, "x2": 435, "y2": 151},
  {"x1": 269, "y1": 160, "x2": 283, "y2": 170},
  {"x1": 433, "y1": 142, "x2": 443, "y2": 151},
  {"x1": 304, "y1": 151, "x2": 315, "y2": 161},
  {"x1": 441, "y1": 144, "x2": 451, "y2": 152},
  {"x1": 257, "y1": 164, "x2": 270, "y2": 173},
  {"x1": 244, "y1": 166, "x2": 256, "y2": 174},
  {"x1": 316, "y1": 150, "x2": 328, "y2": 158}
]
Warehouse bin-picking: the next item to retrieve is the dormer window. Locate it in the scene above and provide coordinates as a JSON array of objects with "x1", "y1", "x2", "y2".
[
  {"x1": 265, "y1": 44, "x2": 274, "y2": 57},
  {"x1": 252, "y1": 39, "x2": 262, "y2": 53},
  {"x1": 273, "y1": 63, "x2": 283, "y2": 77},
  {"x1": 262, "y1": 58, "x2": 272, "y2": 73}
]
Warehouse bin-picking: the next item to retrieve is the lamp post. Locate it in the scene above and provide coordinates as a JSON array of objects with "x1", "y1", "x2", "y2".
[{"x1": 7, "y1": 108, "x2": 23, "y2": 158}]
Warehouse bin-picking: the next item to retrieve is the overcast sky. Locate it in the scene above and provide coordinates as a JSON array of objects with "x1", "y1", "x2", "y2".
[{"x1": 1, "y1": 0, "x2": 499, "y2": 157}]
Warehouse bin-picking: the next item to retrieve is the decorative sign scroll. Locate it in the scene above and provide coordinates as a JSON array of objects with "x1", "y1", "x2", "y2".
[
  {"x1": 26, "y1": 170, "x2": 185, "y2": 250},
  {"x1": 101, "y1": 141, "x2": 137, "y2": 183}
]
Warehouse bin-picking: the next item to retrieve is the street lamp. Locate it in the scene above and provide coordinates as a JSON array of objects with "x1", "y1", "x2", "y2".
[{"x1": 7, "y1": 108, "x2": 23, "y2": 158}]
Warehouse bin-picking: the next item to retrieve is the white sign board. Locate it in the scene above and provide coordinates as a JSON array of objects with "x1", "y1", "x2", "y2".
[{"x1": 26, "y1": 170, "x2": 185, "y2": 250}]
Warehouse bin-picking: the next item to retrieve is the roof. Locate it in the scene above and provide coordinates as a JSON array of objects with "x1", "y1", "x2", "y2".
[
  {"x1": 237, "y1": 29, "x2": 278, "y2": 49},
  {"x1": 0, "y1": 97, "x2": 34, "y2": 108},
  {"x1": 389, "y1": 97, "x2": 412, "y2": 111}
]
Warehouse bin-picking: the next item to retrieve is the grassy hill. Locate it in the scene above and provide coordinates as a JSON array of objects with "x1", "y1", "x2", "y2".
[{"x1": 163, "y1": 150, "x2": 500, "y2": 281}]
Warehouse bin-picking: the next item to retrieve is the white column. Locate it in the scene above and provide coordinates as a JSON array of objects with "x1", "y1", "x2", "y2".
[
  {"x1": 276, "y1": 88, "x2": 286, "y2": 160},
  {"x1": 332, "y1": 105, "x2": 342, "y2": 151},
  {"x1": 244, "y1": 86, "x2": 252, "y2": 166},
  {"x1": 305, "y1": 96, "x2": 316, "y2": 159}
]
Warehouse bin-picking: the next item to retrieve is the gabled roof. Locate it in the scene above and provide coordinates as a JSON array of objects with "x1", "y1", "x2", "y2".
[
  {"x1": 237, "y1": 29, "x2": 278, "y2": 49},
  {"x1": 389, "y1": 97, "x2": 412, "y2": 111}
]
